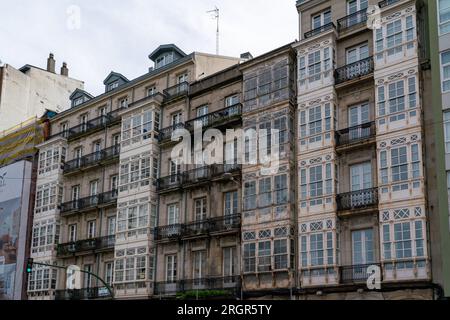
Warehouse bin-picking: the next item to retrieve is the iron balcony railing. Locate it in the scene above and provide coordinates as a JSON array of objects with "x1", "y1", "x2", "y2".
[
  {"x1": 55, "y1": 287, "x2": 112, "y2": 300},
  {"x1": 63, "y1": 145, "x2": 120, "y2": 174},
  {"x1": 50, "y1": 110, "x2": 121, "y2": 141},
  {"x1": 60, "y1": 190, "x2": 118, "y2": 215},
  {"x1": 335, "y1": 56, "x2": 374, "y2": 84},
  {"x1": 155, "y1": 214, "x2": 241, "y2": 241},
  {"x1": 183, "y1": 166, "x2": 212, "y2": 185},
  {"x1": 56, "y1": 235, "x2": 115, "y2": 256},
  {"x1": 379, "y1": 0, "x2": 401, "y2": 8},
  {"x1": 154, "y1": 224, "x2": 184, "y2": 240},
  {"x1": 337, "y1": 187, "x2": 378, "y2": 211},
  {"x1": 335, "y1": 121, "x2": 376, "y2": 147},
  {"x1": 154, "y1": 276, "x2": 241, "y2": 296},
  {"x1": 337, "y1": 8, "x2": 368, "y2": 32},
  {"x1": 304, "y1": 22, "x2": 335, "y2": 39},
  {"x1": 183, "y1": 214, "x2": 241, "y2": 238},
  {"x1": 157, "y1": 164, "x2": 242, "y2": 192},
  {"x1": 339, "y1": 263, "x2": 382, "y2": 284},
  {"x1": 163, "y1": 82, "x2": 189, "y2": 101},
  {"x1": 157, "y1": 122, "x2": 186, "y2": 142},
  {"x1": 184, "y1": 104, "x2": 242, "y2": 131},
  {"x1": 68, "y1": 115, "x2": 109, "y2": 140}
]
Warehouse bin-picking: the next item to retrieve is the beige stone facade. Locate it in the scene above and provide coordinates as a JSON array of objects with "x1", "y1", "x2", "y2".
[{"x1": 26, "y1": 0, "x2": 439, "y2": 301}]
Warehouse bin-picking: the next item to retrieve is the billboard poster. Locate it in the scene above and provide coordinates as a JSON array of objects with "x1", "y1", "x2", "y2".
[{"x1": 0, "y1": 160, "x2": 32, "y2": 300}]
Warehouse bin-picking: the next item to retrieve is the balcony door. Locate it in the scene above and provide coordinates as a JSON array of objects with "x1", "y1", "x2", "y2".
[
  {"x1": 168, "y1": 204, "x2": 179, "y2": 226},
  {"x1": 224, "y1": 191, "x2": 238, "y2": 226},
  {"x1": 346, "y1": 43, "x2": 369, "y2": 65},
  {"x1": 196, "y1": 105, "x2": 209, "y2": 127},
  {"x1": 312, "y1": 9, "x2": 331, "y2": 30},
  {"x1": 350, "y1": 162, "x2": 372, "y2": 207},
  {"x1": 93, "y1": 141, "x2": 102, "y2": 161},
  {"x1": 347, "y1": 0, "x2": 368, "y2": 15},
  {"x1": 193, "y1": 251, "x2": 206, "y2": 286},
  {"x1": 348, "y1": 102, "x2": 370, "y2": 140},
  {"x1": 223, "y1": 247, "x2": 237, "y2": 285},
  {"x1": 90, "y1": 180, "x2": 99, "y2": 206},
  {"x1": 74, "y1": 147, "x2": 83, "y2": 168},
  {"x1": 352, "y1": 229, "x2": 374, "y2": 266}
]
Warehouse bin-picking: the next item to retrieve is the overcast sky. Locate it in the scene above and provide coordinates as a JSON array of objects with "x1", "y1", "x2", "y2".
[{"x1": 0, "y1": 0, "x2": 298, "y2": 95}]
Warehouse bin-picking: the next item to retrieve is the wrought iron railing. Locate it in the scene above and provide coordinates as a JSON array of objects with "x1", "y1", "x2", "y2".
[
  {"x1": 63, "y1": 145, "x2": 120, "y2": 174},
  {"x1": 154, "y1": 276, "x2": 241, "y2": 295},
  {"x1": 335, "y1": 56, "x2": 374, "y2": 84},
  {"x1": 157, "y1": 122, "x2": 186, "y2": 142},
  {"x1": 60, "y1": 190, "x2": 118, "y2": 215},
  {"x1": 163, "y1": 82, "x2": 189, "y2": 101},
  {"x1": 340, "y1": 263, "x2": 382, "y2": 284},
  {"x1": 304, "y1": 22, "x2": 335, "y2": 39},
  {"x1": 335, "y1": 121, "x2": 376, "y2": 147},
  {"x1": 185, "y1": 104, "x2": 242, "y2": 131},
  {"x1": 157, "y1": 164, "x2": 242, "y2": 192},
  {"x1": 337, "y1": 8, "x2": 368, "y2": 31},
  {"x1": 337, "y1": 187, "x2": 378, "y2": 211},
  {"x1": 51, "y1": 110, "x2": 122, "y2": 141},
  {"x1": 56, "y1": 235, "x2": 115, "y2": 256},
  {"x1": 154, "y1": 224, "x2": 184, "y2": 240},
  {"x1": 155, "y1": 214, "x2": 241, "y2": 241}
]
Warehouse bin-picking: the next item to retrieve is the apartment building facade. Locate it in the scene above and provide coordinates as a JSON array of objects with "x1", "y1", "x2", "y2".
[
  {"x1": 154, "y1": 64, "x2": 243, "y2": 298},
  {"x1": 27, "y1": 45, "x2": 240, "y2": 300},
  {"x1": 25, "y1": 0, "x2": 449, "y2": 301},
  {"x1": 293, "y1": 0, "x2": 434, "y2": 299}
]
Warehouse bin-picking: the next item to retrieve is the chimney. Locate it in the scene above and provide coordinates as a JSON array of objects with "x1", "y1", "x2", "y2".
[
  {"x1": 240, "y1": 52, "x2": 253, "y2": 62},
  {"x1": 60, "y1": 62, "x2": 69, "y2": 77},
  {"x1": 47, "y1": 53, "x2": 56, "y2": 73}
]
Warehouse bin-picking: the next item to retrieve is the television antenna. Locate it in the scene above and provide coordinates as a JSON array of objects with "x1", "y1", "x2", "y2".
[{"x1": 207, "y1": 6, "x2": 220, "y2": 55}]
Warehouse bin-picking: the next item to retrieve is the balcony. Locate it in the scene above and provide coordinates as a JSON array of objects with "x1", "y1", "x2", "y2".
[
  {"x1": 60, "y1": 190, "x2": 118, "y2": 216},
  {"x1": 155, "y1": 214, "x2": 241, "y2": 241},
  {"x1": 339, "y1": 263, "x2": 382, "y2": 284},
  {"x1": 56, "y1": 235, "x2": 115, "y2": 257},
  {"x1": 304, "y1": 22, "x2": 335, "y2": 39},
  {"x1": 50, "y1": 111, "x2": 121, "y2": 141},
  {"x1": 154, "y1": 276, "x2": 241, "y2": 296},
  {"x1": 63, "y1": 145, "x2": 120, "y2": 174},
  {"x1": 157, "y1": 164, "x2": 242, "y2": 192},
  {"x1": 379, "y1": 0, "x2": 401, "y2": 8},
  {"x1": 157, "y1": 122, "x2": 186, "y2": 143},
  {"x1": 185, "y1": 104, "x2": 242, "y2": 131},
  {"x1": 163, "y1": 82, "x2": 189, "y2": 102},
  {"x1": 337, "y1": 187, "x2": 378, "y2": 212},
  {"x1": 183, "y1": 214, "x2": 241, "y2": 238},
  {"x1": 335, "y1": 121, "x2": 376, "y2": 148},
  {"x1": 335, "y1": 56, "x2": 374, "y2": 85},
  {"x1": 154, "y1": 224, "x2": 184, "y2": 241},
  {"x1": 55, "y1": 287, "x2": 112, "y2": 300},
  {"x1": 183, "y1": 166, "x2": 212, "y2": 186},
  {"x1": 337, "y1": 8, "x2": 368, "y2": 32}
]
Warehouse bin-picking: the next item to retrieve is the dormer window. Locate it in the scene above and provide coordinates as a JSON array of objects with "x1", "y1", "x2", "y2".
[
  {"x1": 74, "y1": 97, "x2": 84, "y2": 107},
  {"x1": 155, "y1": 52, "x2": 174, "y2": 69},
  {"x1": 108, "y1": 81, "x2": 119, "y2": 91}
]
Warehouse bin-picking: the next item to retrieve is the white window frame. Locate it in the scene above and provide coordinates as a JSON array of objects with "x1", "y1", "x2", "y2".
[
  {"x1": 441, "y1": 50, "x2": 450, "y2": 93},
  {"x1": 439, "y1": 0, "x2": 450, "y2": 35}
]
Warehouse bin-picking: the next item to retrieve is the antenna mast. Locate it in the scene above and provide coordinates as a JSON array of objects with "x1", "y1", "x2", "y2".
[{"x1": 207, "y1": 6, "x2": 220, "y2": 55}]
